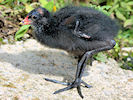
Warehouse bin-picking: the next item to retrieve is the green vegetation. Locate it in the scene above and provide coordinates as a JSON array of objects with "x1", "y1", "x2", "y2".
[{"x1": 0, "y1": 0, "x2": 133, "y2": 70}]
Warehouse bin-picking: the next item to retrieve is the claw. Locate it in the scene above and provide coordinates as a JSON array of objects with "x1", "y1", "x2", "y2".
[
  {"x1": 77, "y1": 86, "x2": 84, "y2": 98},
  {"x1": 81, "y1": 81, "x2": 92, "y2": 88}
]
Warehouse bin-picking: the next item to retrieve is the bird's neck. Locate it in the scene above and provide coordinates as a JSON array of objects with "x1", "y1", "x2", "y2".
[
  {"x1": 33, "y1": 17, "x2": 59, "y2": 48},
  {"x1": 34, "y1": 16, "x2": 57, "y2": 33}
]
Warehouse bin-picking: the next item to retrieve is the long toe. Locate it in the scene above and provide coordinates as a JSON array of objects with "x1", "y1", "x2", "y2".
[
  {"x1": 53, "y1": 85, "x2": 73, "y2": 94},
  {"x1": 44, "y1": 78, "x2": 71, "y2": 85}
]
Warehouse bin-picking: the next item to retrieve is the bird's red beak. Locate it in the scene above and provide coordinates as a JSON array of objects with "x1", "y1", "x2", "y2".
[{"x1": 22, "y1": 16, "x2": 31, "y2": 25}]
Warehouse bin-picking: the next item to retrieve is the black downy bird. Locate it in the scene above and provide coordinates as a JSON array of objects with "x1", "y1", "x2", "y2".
[{"x1": 23, "y1": 6, "x2": 119, "y2": 98}]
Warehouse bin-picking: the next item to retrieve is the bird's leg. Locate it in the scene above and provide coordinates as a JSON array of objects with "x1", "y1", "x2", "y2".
[
  {"x1": 44, "y1": 52, "x2": 91, "y2": 98},
  {"x1": 52, "y1": 50, "x2": 94, "y2": 98},
  {"x1": 73, "y1": 20, "x2": 81, "y2": 37},
  {"x1": 45, "y1": 40, "x2": 116, "y2": 98},
  {"x1": 53, "y1": 52, "x2": 93, "y2": 98},
  {"x1": 73, "y1": 21, "x2": 84, "y2": 37},
  {"x1": 73, "y1": 21, "x2": 91, "y2": 39},
  {"x1": 53, "y1": 54, "x2": 90, "y2": 98},
  {"x1": 74, "y1": 20, "x2": 80, "y2": 34},
  {"x1": 53, "y1": 40, "x2": 116, "y2": 98}
]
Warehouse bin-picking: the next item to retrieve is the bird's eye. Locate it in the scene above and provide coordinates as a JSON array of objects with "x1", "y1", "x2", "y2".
[
  {"x1": 32, "y1": 15, "x2": 37, "y2": 20},
  {"x1": 28, "y1": 16, "x2": 31, "y2": 19}
]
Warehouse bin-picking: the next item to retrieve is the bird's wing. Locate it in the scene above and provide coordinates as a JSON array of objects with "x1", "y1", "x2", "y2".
[
  {"x1": 60, "y1": 16, "x2": 91, "y2": 40},
  {"x1": 60, "y1": 16, "x2": 76, "y2": 26}
]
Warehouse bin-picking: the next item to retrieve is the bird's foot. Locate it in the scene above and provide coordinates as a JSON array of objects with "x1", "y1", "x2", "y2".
[{"x1": 44, "y1": 78, "x2": 92, "y2": 98}]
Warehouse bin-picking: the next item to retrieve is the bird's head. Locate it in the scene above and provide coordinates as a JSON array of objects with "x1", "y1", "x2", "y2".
[{"x1": 23, "y1": 7, "x2": 50, "y2": 26}]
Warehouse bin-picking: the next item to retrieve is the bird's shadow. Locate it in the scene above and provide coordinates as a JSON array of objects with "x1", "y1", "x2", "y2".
[{"x1": 0, "y1": 49, "x2": 89, "y2": 82}]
